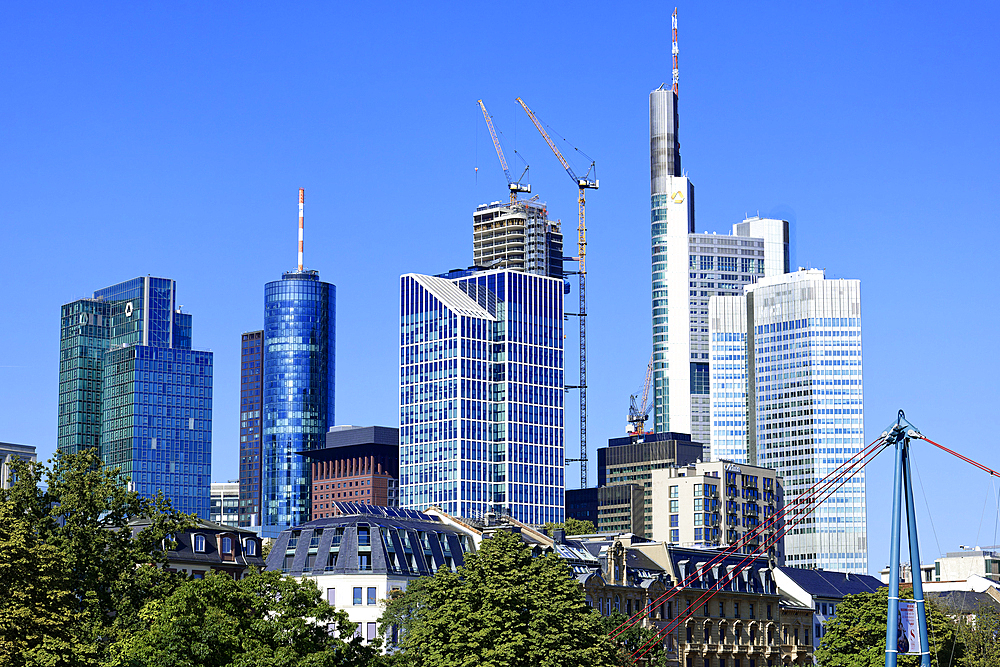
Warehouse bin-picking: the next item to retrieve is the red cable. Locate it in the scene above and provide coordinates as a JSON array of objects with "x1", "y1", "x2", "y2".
[
  {"x1": 918, "y1": 436, "x2": 1000, "y2": 478},
  {"x1": 628, "y1": 440, "x2": 888, "y2": 660},
  {"x1": 610, "y1": 434, "x2": 885, "y2": 639}
]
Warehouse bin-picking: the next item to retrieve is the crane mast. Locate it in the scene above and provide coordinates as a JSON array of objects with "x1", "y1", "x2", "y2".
[
  {"x1": 516, "y1": 97, "x2": 598, "y2": 490},
  {"x1": 478, "y1": 100, "x2": 530, "y2": 204}
]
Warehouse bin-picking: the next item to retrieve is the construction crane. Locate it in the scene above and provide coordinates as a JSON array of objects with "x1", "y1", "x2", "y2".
[
  {"x1": 477, "y1": 100, "x2": 530, "y2": 204},
  {"x1": 516, "y1": 97, "x2": 598, "y2": 490},
  {"x1": 627, "y1": 353, "x2": 655, "y2": 436}
]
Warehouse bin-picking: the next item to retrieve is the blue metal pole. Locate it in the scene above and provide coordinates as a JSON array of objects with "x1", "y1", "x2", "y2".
[
  {"x1": 885, "y1": 435, "x2": 904, "y2": 667},
  {"x1": 902, "y1": 442, "x2": 931, "y2": 667}
]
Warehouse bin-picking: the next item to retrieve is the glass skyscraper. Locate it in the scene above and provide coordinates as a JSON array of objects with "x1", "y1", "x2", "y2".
[
  {"x1": 239, "y1": 330, "x2": 263, "y2": 527},
  {"x1": 262, "y1": 270, "x2": 336, "y2": 534},
  {"x1": 58, "y1": 276, "x2": 212, "y2": 518},
  {"x1": 399, "y1": 268, "x2": 565, "y2": 525},
  {"x1": 708, "y1": 269, "x2": 867, "y2": 572}
]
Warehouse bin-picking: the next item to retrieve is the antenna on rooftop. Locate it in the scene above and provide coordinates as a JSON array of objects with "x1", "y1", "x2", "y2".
[
  {"x1": 672, "y1": 8, "x2": 679, "y2": 95},
  {"x1": 297, "y1": 188, "x2": 305, "y2": 271}
]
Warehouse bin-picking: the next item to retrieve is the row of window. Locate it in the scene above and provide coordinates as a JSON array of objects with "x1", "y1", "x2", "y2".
[{"x1": 189, "y1": 533, "x2": 258, "y2": 556}]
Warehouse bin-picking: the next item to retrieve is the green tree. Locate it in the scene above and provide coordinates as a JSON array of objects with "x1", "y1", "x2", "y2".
[
  {"x1": 815, "y1": 587, "x2": 961, "y2": 667},
  {"x1": 0, "y1": 450, "x2": 193, "y2": 667},
  {"x1": 108, "y1": 569, "x2": 380, "y2": 667},
  {"x1": 957, "y1": 602, "x2": 1000, "y2": 667},
  {"x1": 379, "y1": 529, "x2": 617, "y2": 667},
  {"x1": 596, "y1": 611, "x2": 670, "y2": 667},
  {"x1": 542, "y1": 518, "x2": 596, "y2": 537}
]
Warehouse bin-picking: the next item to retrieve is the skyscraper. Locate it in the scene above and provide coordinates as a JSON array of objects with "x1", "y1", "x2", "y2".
[
  {"x1": 649, "y1": 83, "x2": 694, "y2": 438},
  {"x1": 649, "y1": 77, "x2": 789, "y2": 452},
  {"x1": 58, "y1": 276, "x2": 213, "y2": 518},
  {"x1": 472, "y1": 199, "x2": 564, "y2": 279},
  {"x1": 709, "y1": 269, "x2": 867, "y2": 572},
  {"x1": 239, "y1": 330, "x2": 263, "y2": 527},
  {"x1": 399, "y1": 268, "x2": 565, "y2": 525},
  {"x1": 262, "y1": 190, "x2": 336, "y2": 534}
]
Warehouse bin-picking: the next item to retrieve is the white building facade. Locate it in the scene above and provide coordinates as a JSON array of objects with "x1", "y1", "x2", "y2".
[
  {"x1": 709, "y1": 269, "x2": 867, "y2": 573},
  {"x1": 399, "y1": 269, "x2": 564, "y2": 524}
]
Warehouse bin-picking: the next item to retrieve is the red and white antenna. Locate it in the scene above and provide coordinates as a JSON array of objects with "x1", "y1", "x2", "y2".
[
  {"x1": 671, "y1": 7, "x2": 679, "y2": 95},
  {"x1": 297, "y1": 188, "x2": 305, "y2": 271}
]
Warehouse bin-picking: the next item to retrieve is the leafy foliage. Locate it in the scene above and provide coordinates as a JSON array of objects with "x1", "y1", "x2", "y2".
[
  {"x1": 108, "y1": 569, "x2": 380, "y2": 667},
  {"x1": 815, "y1": 587, "x2": 960, "y2": 667},
  {"x1": 595, "y1": 611, "x2": 670, "y2": 667},
  {"x1": 957, "y1": 602, "x2": 1000, "y2": 667},
  {"x1": 0, "y1": 450, "x2": 194, "y2": 667},
  {"x1": 379, "y1": 529, "x2": 617, "y2": 667},
  {"x1": 542, "y1": 518, "x2": 596, "y2": 537}
]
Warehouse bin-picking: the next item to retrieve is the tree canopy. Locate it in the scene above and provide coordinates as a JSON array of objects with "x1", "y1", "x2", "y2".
[
  {"x1": 815, "y1": 587, "x2": 961, "y2": 667},
  {"x1": 0, "y1": 449, "x2": 193, "y2": 667},
  {"x1": 379, "y1": 529, "x2": 617, "y2": 667},
  {"x1": 108, "y1": 569, "x2": 379, "y2": 667},
  {"x1": 542, "y1": 518, "x2": 596, "y2": 537}
]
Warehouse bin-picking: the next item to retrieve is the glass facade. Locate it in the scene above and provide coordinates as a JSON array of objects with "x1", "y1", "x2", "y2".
[
  {"x1": 708, "y1": 296, "x2": 750, "y2": 463},
  {"x1": 708, "y1": 269, "x2": 867, "y2": 573},
  {"x1": 57, "y1": 276, "x2": 212, "y2": 518},
  {"x1": 239, "y1": 330, "x2": 263, "y2": 527},
  {"x1": 399, "y1": 269, "x2": 564, "y2": 525},
  {"x1": 262, "y1": 270, "x2": 336, "y2": 533}
]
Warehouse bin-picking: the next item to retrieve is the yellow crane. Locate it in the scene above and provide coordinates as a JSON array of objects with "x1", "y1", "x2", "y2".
[{"x1": 516, "y1": 97, "x2": 598, "y2": 489}]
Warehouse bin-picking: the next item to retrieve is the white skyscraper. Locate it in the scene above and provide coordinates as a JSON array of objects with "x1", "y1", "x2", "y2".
[
  {"x1": 708, "y1": 269, "x2": 867, "y2": 572},
  {"x1": 399, "y1": 268, "x2": 565, "y2": 525},
  {"x1": 649, "y1": 81, "x2": 789, "y2": 453}
]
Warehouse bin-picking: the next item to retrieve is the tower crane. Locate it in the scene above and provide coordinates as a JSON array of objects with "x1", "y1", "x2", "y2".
[
  {"x1": 478, "y1": 100, "x2": 530, "y2": 204},
  {"x1": 516, "y1": 97, "x2": 598, "y2": 490},
  {"x1": 627, "y1": 353, "x2": 655, "y2": 436}
]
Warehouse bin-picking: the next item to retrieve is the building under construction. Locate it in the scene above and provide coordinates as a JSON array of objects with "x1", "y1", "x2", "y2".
[{"x1": 472, "y1": 198, "x2": 564, "y2": 279}]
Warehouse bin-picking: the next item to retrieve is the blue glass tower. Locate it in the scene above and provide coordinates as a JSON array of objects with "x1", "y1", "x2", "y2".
[
  {"x1": 58, "y1": 276, "x2": 212, "y2": 518},
  {"x1": 262, "y1": 269, "x2": 336, "y2": 533},
  {"x1": 399, "y1": 269, "x2": 565, "y2": 525}
]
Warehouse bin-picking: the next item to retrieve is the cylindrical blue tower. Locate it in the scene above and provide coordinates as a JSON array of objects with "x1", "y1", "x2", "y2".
[{"x1": 262, "y1": 269, "x2": 336, "y2": 532}]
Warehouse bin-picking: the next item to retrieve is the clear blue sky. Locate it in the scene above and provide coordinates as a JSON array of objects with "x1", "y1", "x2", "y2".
[{"x1": 2, "y1": 2, "x2": 997, "y2": 574}]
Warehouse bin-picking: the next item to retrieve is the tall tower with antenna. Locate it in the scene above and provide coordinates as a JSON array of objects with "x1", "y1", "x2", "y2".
[
  {"x1": 261, "y1": 189, "x2": 337, "y2": 536},
  {"x1": 650, "y1": 7, "x2": 694, "y2": 437}
]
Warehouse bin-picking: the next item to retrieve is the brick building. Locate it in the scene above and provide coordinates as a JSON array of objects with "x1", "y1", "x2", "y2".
[{"x1": 307, "y1": 426, "x2": 399, "y2": 520}]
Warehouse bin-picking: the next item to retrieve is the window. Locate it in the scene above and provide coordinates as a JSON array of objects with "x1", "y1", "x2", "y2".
[
  {"x1": 670, "y1": 514, "x2": 679, "y2": 527},
  {"x1": 694, "y1": 484, "x2": 703, "y2": 496},
  {"x1": 327, "y1": 588, "x2": 336, "y2": 605},
  {"x1": 670, "y1": 529, "x2": 679, "y2": 542},
  {"x1": 192, "y1": 570, "x2": 204, "y2": 579},
  {"x1": 367, "y1": 622, "x2": 376, "y2": 641},
  {"x1": 353, "y1": 587, "x2": 362, "y2": 605},
  {"x1": 670, "y1": 486, "x2": 679, "y2": 498},
  {"x1": 367, "y1": 587, "x2": 377, "y2": 605},
  {"x1": 695, "y1": 528, "x2": 703, "y2": 540},
  {"x1": 734, "y1": 602, "x2": 741, "y2": 618},
  {"x1": 719, "y1": 601, "x2": 725, "y2": 617},
  {"x1": 359, "y1": 554, "x2": 371, "y2": 571},
  {"x1": 670, "y1": 500, "x2": 679, "y2": 513},
  {"x1": 245, "y1": 539, "x2": 257, "y2": 556},
  {"x1": 221, "y1": 536, "x2": 232, "y2": 554},
  {"x1": 194, "y1": 534, "x2": 206, "y2": 552},
  {"x1": 749, "y1": 603, "x2": 755, "y2": 618},
  {"x1": 766, "y1": 604, "x2": 772, "y2": 620}
]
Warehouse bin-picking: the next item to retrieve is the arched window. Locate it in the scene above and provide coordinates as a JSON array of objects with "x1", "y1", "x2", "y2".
[
  {"x1": 245, "y1": 539, "x2": 257, "y2": 556},
  {"x1": 221, "y1": 536, "x2": 232, "y2": 554},
  {"x1": 194, "y1": 534, "x2": 206, "y2": 552}
]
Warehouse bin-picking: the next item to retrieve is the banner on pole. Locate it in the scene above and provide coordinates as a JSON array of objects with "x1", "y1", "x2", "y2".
[{"x1": 897, "y1": 601, "x2": 919, "y2": 654}]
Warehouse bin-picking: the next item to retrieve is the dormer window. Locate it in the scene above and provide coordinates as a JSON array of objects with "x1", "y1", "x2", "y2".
[
  {"x1": 221, "y1": 536, "x2": 232, "y2": 554},
  {"x1": 194, "y1": 534, "x2": 206, "y2": 552},
  {"x1": 245, "y1": 539, "x2": 257, "y2": 556}
]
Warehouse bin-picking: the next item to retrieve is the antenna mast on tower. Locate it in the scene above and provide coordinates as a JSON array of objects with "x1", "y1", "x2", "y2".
[
  {"x1": 672, "y1": 8, "x2": 679, "y2": 95},
  {"x1": 297, "y1": 188, "x2": 305, "y2": 271}
]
